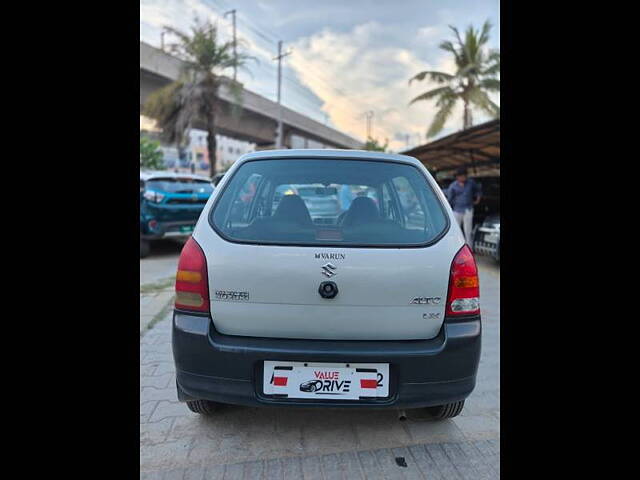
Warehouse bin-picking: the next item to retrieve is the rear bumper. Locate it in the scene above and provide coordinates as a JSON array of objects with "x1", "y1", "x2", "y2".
[
  {"x1": 140, "y1": 220, "x2": 196, "y2": 240},
  {"x1": 172, "y1": 311, "x2": 481, "y2": 409}
]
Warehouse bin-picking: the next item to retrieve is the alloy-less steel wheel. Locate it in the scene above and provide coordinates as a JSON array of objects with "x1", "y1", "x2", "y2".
[
  {"x1": 427, "y1": 400, "x2": 465, "y2": 419},
  {"x1": 186, "y1": 400, "x2": 220, "y2": 415}
]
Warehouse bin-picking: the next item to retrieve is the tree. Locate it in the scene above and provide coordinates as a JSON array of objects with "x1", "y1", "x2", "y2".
[
  {"x1": 364, "y1": 137, "x2": 388, "y2": 152},
  {"x1": 140, "y1": 136, "x2": 165, "y2": 170},
  {"x1": 143, "y1": 19, "x2": 253, "y2": 178},
  {"x1": 409, "y1": 20, "x2": 500, "y2": 139}
]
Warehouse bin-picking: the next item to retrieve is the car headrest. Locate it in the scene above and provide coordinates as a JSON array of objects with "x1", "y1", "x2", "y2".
[
  {"x1": 341, "y1": 196, "x2": 379, "y2": 227},
  {"x1": 273, "y1": 194, "x2": 313, "y2": 225}
]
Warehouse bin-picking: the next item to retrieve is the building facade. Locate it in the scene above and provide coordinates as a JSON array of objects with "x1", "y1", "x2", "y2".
[
  {"x1": 185, "y1": 130, "x2": 255, "y2": 172},
  {"x1": 141, "y1": 115, "x2": 255, "y2": 174}
]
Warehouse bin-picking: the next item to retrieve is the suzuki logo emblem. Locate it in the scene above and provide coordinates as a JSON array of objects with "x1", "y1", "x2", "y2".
[{"x1": 321, "y1": 263, "x2": 337, "y2": 277}]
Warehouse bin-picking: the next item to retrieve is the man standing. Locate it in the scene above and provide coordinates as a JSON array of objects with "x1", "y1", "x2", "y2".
[{"x1": 446, "y1": 167, "x2": 482, "y2": 247}]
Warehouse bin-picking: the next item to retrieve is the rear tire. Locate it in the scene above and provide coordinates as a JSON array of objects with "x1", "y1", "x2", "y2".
[
  {"x1": 140, "y1": 237, "x2": 150, "y2": 258},
  {"x1": 427, "y1": 400, "x2": 465, "y2": 419},
  {"x1": 186, "y1": 399, "x2": 220, "y2": 415}
]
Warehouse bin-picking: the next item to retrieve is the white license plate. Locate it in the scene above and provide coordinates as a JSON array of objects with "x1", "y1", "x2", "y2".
[{"x1": 263, "y1": 361, "x2": 389, "y2": 400}]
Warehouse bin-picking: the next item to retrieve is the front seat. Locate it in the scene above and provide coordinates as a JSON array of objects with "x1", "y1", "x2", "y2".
[
  {"x1": 272, "y1": 194, "x2": 313, "y2": 226},
  {"x1": 341, "y1": 196, "x2": 379, "y2": 227}
]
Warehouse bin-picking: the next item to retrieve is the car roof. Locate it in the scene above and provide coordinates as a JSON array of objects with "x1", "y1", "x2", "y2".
[
  {"x1": 235, "y1": 149, "x2": 423, "y2": 168},
  {"x1": 140, "y1": 170, "x2": 212, "y2": 182}
]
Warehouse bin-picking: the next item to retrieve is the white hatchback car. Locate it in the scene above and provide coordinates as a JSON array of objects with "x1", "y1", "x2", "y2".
[{"x1": 172, "y1": 149, "x2": 481, "y2": 419}]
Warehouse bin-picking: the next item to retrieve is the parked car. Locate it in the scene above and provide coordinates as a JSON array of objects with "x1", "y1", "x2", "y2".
[
  {"x1": 470, "y1": 176, "x2": 499, "y2": 228},
  {"x1": 171, "y1": 150, "x2": 481, "y2": 418},
  {"x1": 140, "y1": 171, "x2": 214, "y2": 258},
  {"x1": 286, "y1": 184, "x2": 341, "y2": 225},
  {"x1": 473, "y1": 214, "x2": 500, "y2": 263},
  {"x1": 270, "y1": 184, "x2": 340, "y2": 225}
]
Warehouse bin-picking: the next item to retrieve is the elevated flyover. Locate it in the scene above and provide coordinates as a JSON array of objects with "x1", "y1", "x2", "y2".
[{"x1": 140, "y1": 41, "x2": 361, "y2": 149}]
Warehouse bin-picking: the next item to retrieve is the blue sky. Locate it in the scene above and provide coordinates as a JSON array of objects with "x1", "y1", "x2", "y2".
[{"x1": 140, "y1": 0, "x2": 500, "y2": 151}]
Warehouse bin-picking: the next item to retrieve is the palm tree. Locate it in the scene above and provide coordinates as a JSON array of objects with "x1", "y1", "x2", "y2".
[
  {"x1": 409, "y1": 20, "x2": 500, "y2": 139},
  {"x1": 143, "y1": 20, "x2": 253, "y2": 178}
]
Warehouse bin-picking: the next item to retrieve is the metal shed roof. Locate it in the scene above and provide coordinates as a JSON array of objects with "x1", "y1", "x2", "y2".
[{"x1": 402, "y1": 119, "x2": 500, "y2": 177}]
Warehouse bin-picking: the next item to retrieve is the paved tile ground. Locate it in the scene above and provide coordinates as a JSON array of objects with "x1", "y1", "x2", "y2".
[
  {"x1": 140, "y1": 256, "x2": 500, "y2": 479},
  {"x1": 141, "y1": 439, "x2": 499, "y2": 479},
  {"x1": 140, "y1": 289, "x2": 175, "y2": 334},
  {"x1": 140, "y1": 239, "x2": 183, "y2": 285}
]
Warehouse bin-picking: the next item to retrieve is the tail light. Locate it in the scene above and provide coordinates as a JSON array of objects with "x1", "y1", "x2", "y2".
[
  {"x1": 446, "y1": 245, "x2": 480, "y2": 316},
  {"x1": 175, "y1": 237, "x2": 209, "y2": 313}
]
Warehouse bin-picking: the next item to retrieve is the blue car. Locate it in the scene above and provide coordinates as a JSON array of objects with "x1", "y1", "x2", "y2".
[{"x1": 140, "y1": 171, "x2": 214, "y2": 257}]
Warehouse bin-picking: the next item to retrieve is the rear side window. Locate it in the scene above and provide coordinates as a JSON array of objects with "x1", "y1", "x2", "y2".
[{"x1": 210, "y1": 159, "x2": 448, "y2": 246}]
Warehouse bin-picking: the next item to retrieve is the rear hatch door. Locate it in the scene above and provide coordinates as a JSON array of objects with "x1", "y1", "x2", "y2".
[{"x1": 201, "y1": 238, "x2": 459, "y2": 340}]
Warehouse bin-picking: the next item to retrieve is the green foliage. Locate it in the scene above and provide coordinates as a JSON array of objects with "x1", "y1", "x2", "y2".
[
  {"x1": 142, "y1": 19, "x2": 255, "y2": 177},
  {"x1": 364, "y1": 137, "x2": 388, "y2": 152},
  {"x1": 409, "y1": 19, "x2": 500, "y2": 138},
  {"x1": 140, "y1": 136, "x2": 165, "y2": 170},
  {"x1": 143, "y1": 82, "x2": 185, "y2": 147}
]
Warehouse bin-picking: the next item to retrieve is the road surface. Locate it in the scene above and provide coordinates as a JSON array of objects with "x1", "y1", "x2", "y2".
[
  {"x1": 140, "y1": 255, "x2": 500, "y2": 478},
  {"x1": 140, "y1": 239, "x2": 184, "y2": 286}
]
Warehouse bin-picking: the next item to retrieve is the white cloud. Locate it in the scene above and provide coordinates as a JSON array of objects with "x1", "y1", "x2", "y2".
[
  {"x1": 140, "y1": 0, "x2": 232, "y2": 46},
  {"x1": 417, "y1": 26, "x2": 443, "y2": 40},
  {"x1": 290, "y1": 21, "x2": 469, "y2": 151},
  {"x1": 140, "y1": 2, "x2": 500, "y2": 151}
]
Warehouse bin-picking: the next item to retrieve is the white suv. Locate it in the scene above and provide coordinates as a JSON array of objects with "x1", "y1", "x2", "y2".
[{"x1": 171, "y1": 150, "x2": 481, "y2": 419}]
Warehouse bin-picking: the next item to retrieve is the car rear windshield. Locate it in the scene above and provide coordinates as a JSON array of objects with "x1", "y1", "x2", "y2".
[
  {"x1": 145, "y1": 178, "x2": 213, "y2": 194},
  {"x1": 210, "y1": 158, "x2": 448, "y2": 246}
]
